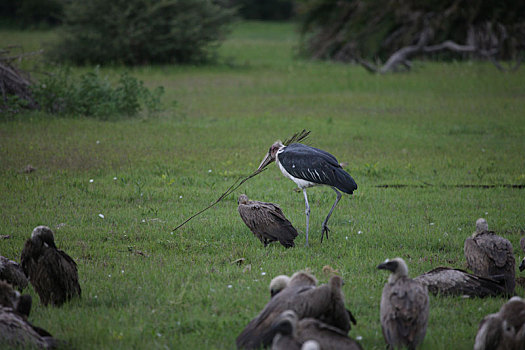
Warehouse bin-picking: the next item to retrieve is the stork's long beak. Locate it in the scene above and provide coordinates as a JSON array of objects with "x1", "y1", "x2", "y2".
[{"x1": 258, "y1": 153, "x2": 274, "y2": 171}]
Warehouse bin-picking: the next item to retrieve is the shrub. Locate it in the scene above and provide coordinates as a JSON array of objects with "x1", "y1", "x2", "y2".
[
  {"x1": 31, "y1": 67, "x2": 164, "y2": 118},
  {"x1": 46, "y1": 0, "x2": 236, "y2": 65}
]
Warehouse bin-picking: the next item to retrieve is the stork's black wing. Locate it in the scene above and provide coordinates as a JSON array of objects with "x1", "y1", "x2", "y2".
[{"x1": 278, "y1": 143, "x2": 357, "y2": 194}]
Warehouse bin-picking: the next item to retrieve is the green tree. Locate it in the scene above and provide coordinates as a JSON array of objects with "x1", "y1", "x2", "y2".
[{"x1": 47, "y1": 0, "x2": 236, "y2": 65}]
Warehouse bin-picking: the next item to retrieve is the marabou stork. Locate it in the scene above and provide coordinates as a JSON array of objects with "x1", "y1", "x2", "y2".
[{"x1": 258, "y1": 133, "x2": 357, "y2": 246}]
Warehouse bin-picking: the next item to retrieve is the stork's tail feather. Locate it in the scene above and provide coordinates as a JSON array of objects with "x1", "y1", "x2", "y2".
[{"x1": 335, "y1": 168, "x2": 357, "y2": 194}]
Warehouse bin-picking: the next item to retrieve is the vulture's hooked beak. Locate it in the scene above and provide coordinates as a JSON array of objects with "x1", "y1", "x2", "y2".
[
  {"x1": 377, "y1": 260, "x2": 397, "y2": 272},
  {"x1": 258, "y1": 152, "x2": 274, "y2": 171},
  {"x1": 520, "y1": 258, "x2": 525, "y2": 272}
]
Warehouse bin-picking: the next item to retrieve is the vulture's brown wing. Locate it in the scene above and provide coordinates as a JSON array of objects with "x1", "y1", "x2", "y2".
[
  {"x1": 474, "y1": 233, "x2": 514, "y2": 268},
  {"x1": 236, "y1": 282, "x2": 349, "y2": 349},
  {"x1": 414, "y1": 267, "x2": 506, "y2": 297},
  {"x1": 384, "y1": 278, "x2": 428, "y2": 345},
  {"x1": 297, "y1": 318, "x2": 363, "y2": 350},
  {"x1": 36, "y1": 249, "x2": 80, "y2": 305},
  {"x1": 0, "y1": 257, "x2": 28, "y2": 291},
  {"x1": 238, "y1": 201, "x2": 298, "y2": 248},
  {"x1": 464, "y1": 236, "x2": 487, "y2": 275}
]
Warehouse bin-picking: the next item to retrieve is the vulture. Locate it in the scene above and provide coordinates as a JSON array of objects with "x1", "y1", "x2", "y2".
[
  {"x1": 464, "y1": 218, "x2": 515, "y2": 295},
  {"x1": 270, "y1": 271, "x2": 317, "y2": 298},
  {"x1": 0, "y1": 281, "x2": 58, "y2": 349},
  {"x1": 474, "y1": 296, "x2": 525, "y2": 350},
  {"x1": 238, "y1": 194, "x2": 299, "y2": 248},
  {"x1": 271, "y1": 310, "x2": 363, "y2": 350},
  {"x1": 0, "y1": 256, "x2": 28, "y2": 291},
  {"x1": 414, "y1": 266, "x2": 506, "y2": 298},
  {"x1": 236, "y1": 273, "x2": 355, "y2": 349},
  {"x1": 378, "y1": 258, "x2": 429, "y2": 350},
  {"x1": 20, "y1": 226, "x2": 81, "y2": 306}
]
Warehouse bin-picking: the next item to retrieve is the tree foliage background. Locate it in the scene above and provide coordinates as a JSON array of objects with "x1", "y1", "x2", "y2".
[
  {"x1": 46, "y1": 0, "x2": 236, "y2": 65},
  {"x1": 298, "y1": 0, "x2": 525, "y2": 66}
]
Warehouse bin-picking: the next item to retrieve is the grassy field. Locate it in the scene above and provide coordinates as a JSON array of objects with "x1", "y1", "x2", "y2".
[{"x1": 1, "y1": 21, "x2": 525, "y2": 349}]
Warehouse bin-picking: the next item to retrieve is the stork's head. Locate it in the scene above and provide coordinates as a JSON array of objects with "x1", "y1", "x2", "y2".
[
  {"x1": 377, "y1": 257, "x2": 409, "y2": 283},
  {"x1": 258, "y1": 141, "x2": 284, "y2": 171},
  {"x1": 31, "y1": 225, "x2": 57, "y2": 249}
]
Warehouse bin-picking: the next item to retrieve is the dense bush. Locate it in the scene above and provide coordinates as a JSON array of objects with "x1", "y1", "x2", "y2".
[
  {"x1": 230, "y1": 0, "x2": 296, "y2": 20},
  {"x1": 0, "y1": 0, "x2": 63, "y2": 28},
  {"x1": 299, "y1": 0, "x2": 525, "y2": 63},
  {"x1": 31, "y1": 67, "x2": 164, "y2": 118},
  {"x1": 47, "y1": 0, "x2": 236, "y2": 65}
]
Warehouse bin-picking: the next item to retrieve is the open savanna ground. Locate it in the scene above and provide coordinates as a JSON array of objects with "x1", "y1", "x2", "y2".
[{"x1": 1, "y1": 21, "x2": 525, "y2": 349}]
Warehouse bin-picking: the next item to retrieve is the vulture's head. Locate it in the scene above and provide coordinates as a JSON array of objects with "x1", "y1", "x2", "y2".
[
  {"x1": 475, "y1": 218, "x2": 489, "y2": 235},
  {"x1": 302, "y1": 340, "x2": 321, "y2": 350},
  {"x1": 271, "y1": 310, "x2": 298, "y2": 337},
  {"x1": 31, "y1": 225, "x2": 57, "y2": 249},
  {"x1": 238, "y1": 194, "x2": 249, "y2": 206},
  {"x1": 0, "y1": 281, "x2": 32, "y2": 317},
  {"x1": 378, "y1": 258, "x2": 409, "y2": 283},
  {"x1": 258, "y1": 141, "x2": 284, "y2": 171},
  {"x1": 270, "y1": 275, "x2": 290, "y2": 298},
  {"x1": 289, "y1": 270, "x2": 318, "y2": 288}
]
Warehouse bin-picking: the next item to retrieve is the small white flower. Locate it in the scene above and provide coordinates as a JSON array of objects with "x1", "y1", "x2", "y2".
[
  {"x1": 96, "y1": 140, "x2": 100, "y2": 144},
  {"x1": 227, "y1": 284, "x2": 233, "y2": 288},
  {"x1": 261, "y1": 272, "x2": 266, "y2": 276},
  {"x1": 108, "y1": 274, "x2": 111, "y2": 278},
  {"x1": 121, "y1": 270, "x2": 124, "y2": 274},
  {"x1": 358, "y1": 230, "x2": 363, "y2": 234},
  {"x1": 208, "y1": 169, "x2": 212, "y2": 173},
  {"x1": 458, "y1": 228, "x2": 462, "y2": 231},
  {"x1": 156, "y1": 333, "x2": 162, "y2": 337},
  {"x1": 170, "y1": 232, "x2": 174, "y2": 235},
  {"x1": 345, "y1": 236, "x2": 349, "y2": 240},
  {"x1": 94, "y1": 295, "x2": 98, "y2": 299},
  {"x1": 141, "y1": 219, "x2": 146, "y2": 223},
  {"x1": 98, "y1": 214, "x2": 105, "y2": 219},
  {"x1": 356, "y1": 336, "x2": 363, "y2": 341},
  {"x1": 430, "y1": 222, "x2": 435, "y2": 226},
  {"x1": 179, "y1": 195, "x2": 183, "y2": 199},
  {"x1": 89, "y1": 179, "x2": 94, "y2": 183},
  {"x1": 485, "y1": 212, "x2": 488, "y2": 215},
  {"x1": 113, "y1": 177, "x2": 117, "y2": 180}
]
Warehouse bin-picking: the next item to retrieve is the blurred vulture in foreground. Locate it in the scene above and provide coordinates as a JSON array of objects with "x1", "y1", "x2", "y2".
[
  {"x1": 238, "y1": 194, "x2": 299, "y2": 248},
  {"x1": 236, "y1": 272, "x2": 355, "y2": 349},
  {"x1": 378, "y1": 258, "x2": 429, "y2": 350},
  {"x1": 21, "y1": 226, "x2": 81, "y2": 306},
  {"x1": 0, "y1": 256, "x2": 28, "y2": 291},
  {"x1": 0, "y1": 281, "x2": 58, "y2": 349},
  {"x1": 271, "y1": 310, "x2": 363, "y2": 350},
  {"x1": 270, "y1": 275, "x2": 293, "y2": 298},
  {"x1": 464, "y1": 218, "x2": 515, "y2": 295},
  {"x1": 414, "y1": 267, "x2": 506, "y2": 298},
  {"x1": 474, "y1": 296, "x2": 525, "y2": 350}
]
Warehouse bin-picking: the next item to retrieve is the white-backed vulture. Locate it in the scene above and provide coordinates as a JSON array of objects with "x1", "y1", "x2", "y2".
[
  {"x1": 270, "y1": 271, "x2": 318, "y2": 298},
  {"x1": 0, "y1": 281, "x2": 58, "y2": 349},
  {"x1": 271, "y1": 310, "x2": 363, "y2": 350},
  {"x1": 20, "y1": 226, "x2": 81, "y2": 306},
  {"x1": 236, "y1": 274, "x2": 354, "y2": 349},
  {"x1": 378, "y1": 258, "x2": 429, "y2": 350},
  {"x1": 238, "y1": 194, "x2": 299, "y2": 248},
  {"x1": 414, "y1": 266, "x2": 506, "y2": 298},
  {"x1": 464, "y1": 218, "x2": 515, "y2": 295},
  {"x1": 474, "y1": 296, "x2": 525, "y2": 350},
  {"x1": 0, "y1": 256, "x2": 28, "y2": 291}
]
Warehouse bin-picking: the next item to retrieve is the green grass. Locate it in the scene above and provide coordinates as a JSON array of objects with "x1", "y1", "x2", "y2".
[{"x1": 1, "y1": 21, "x2": 525, "y2": 349}]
